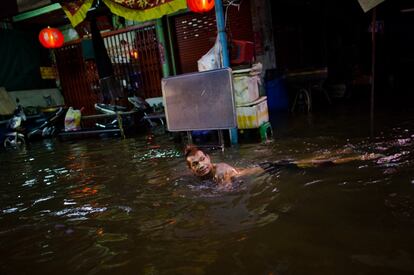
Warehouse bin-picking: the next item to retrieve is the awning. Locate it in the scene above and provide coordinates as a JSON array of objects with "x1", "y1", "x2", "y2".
[{"x1": 60, "y1": 0, "x2": 187, "y2": 27}]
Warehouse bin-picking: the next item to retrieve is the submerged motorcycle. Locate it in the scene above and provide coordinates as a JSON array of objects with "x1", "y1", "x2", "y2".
[
  {"x1": 2, "y1": 106, "x2": 26, "y2": 148},
  {"x1": 2, "y1": 104, "x2": 65, "y2": 149}
]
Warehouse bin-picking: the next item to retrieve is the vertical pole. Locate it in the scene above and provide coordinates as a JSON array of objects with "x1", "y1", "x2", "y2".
[
  {"x1": 215, "y1": 0, "x2": 238, "y2": 145},
  {"x1": 50, "y1": 49, "x2": 61, "y2": 91},
  {"x1": 117, "y1": 112, "x2": 126, "y2": 139},
  {"x1": 155, "y1": 18, "x2": 171, "y2": 77},
  {"x1": 166, "y1": 16, "x2": 177, "y2": 75},
  {"x1": 187, "y1": 131, "x2": 193, "y2": 144},
  {"x1": 218, "y1": 130, "x2": 224, "y2": 151},
  {"x1": 215, "y1": 0, "x2": 230, "y2": 67},
  {"x1": 370, "y1": 8, "x2": 376, "y2": 138}
]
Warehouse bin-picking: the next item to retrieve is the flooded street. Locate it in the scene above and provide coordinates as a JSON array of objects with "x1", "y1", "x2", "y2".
[{"x1": 1, "y1": 108, "x2": 414, "y2": 275}]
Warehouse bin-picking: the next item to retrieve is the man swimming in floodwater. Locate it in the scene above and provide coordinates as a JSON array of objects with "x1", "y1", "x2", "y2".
[{"x1": 185, "y1": 145, "x2": 381, "y2": 187}]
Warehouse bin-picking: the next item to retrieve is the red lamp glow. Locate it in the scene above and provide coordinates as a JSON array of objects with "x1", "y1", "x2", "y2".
[
  {"x1": 187, "y1": 0, "x2": 215, "y2": 13},
  {"x1": 38, "y1": 27, "x2": 64, "y2": 49}
]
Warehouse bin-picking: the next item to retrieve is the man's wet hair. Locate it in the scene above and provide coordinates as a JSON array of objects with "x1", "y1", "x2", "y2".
[{"x1": 184, "y1": 144, "x2": 199, "y2": 158}]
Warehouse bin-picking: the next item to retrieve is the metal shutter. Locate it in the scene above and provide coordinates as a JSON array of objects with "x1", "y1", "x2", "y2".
[{"x1": 173, "y1": 0, "x2": 254, "y2": 73}]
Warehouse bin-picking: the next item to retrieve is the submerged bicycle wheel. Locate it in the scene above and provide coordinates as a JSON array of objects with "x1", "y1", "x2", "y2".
[{"x1": 292, "y1": 88, "x2": 312, "y2": 113}]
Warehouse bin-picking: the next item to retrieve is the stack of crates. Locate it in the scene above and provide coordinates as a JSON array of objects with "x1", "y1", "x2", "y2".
[{"x1": 233, "y1": 69, "x2": 269, "y2": 130}]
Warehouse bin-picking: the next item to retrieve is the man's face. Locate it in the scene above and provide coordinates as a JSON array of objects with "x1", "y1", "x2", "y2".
[{"x1": 186, "y1": 150, "x2": 213, "y2": 177}]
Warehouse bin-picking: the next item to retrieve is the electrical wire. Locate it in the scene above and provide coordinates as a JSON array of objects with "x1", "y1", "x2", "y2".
[{"x1": 224, "y1": 0, "x2": 243, "y2": 28}]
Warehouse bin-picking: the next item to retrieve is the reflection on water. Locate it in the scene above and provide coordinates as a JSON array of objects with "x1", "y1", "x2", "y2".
[{"x1": 1, "y1": 112, "x2": 414, "y2": 274}]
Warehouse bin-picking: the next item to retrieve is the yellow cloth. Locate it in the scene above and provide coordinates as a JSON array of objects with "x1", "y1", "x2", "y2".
[
  {"x1": 103, "y1": 0, "x2": 187, "y2": 22},
  {"x1": 61, "y1": 0, "x2": 94, "y2": 27},
  {"x1": 61, "y1": 0, "x2": 188, "y2": 27}
]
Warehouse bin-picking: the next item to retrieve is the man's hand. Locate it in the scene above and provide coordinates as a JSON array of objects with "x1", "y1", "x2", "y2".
[{"x1": 213, "y1": 163, "x2": 239, "y2": 185}]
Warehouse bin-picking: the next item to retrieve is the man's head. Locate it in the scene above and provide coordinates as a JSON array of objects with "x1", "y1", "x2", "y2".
[{"x1": 185, "y1": 145, "x2": 213, "y2": 177}]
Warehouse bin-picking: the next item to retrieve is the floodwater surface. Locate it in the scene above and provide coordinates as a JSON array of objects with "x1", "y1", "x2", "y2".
[{"x1": 1, "y1": 109, "x2": 414, "y2": 275}]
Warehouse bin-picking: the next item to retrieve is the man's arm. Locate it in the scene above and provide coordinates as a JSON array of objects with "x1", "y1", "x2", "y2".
[{"x1": 294, "y1": 153, "x2": 382, "y2": 167}]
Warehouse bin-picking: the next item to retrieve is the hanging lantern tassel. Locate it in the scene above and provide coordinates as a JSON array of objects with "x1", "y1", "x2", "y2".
[
  {"x1": 187, "y1": 0, "x2": 215, "y2": 13},
  {"x1": 39, "y1": 27, "x2": 64, "y2": 49}
]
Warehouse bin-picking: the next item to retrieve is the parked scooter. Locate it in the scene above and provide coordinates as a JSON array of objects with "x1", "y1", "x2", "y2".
[
  {"x1": 26, "y1": 107, "x2": 65, "y2": 139},
  {"x1": 128, "y1": 95, "x2": 161, "y2": 127},
  {"x1": 3, "y1": 106, "x2": 26, "y2": 148},
  {"x1": 2, "y1": 100, "x2": 65, "y2": 149},
  {"x1": 93, "y1": 95, "x2": 155, "y2": 130}
]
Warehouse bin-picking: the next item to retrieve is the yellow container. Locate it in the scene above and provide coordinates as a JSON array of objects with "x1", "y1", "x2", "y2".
[{"x1": 236, "y1": 96, "x2": 269, "y2": 129}]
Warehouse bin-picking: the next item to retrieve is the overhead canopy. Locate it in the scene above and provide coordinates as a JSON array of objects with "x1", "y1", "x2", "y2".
[
  {"x1": 60, "y1": 0, "x2": 187, "y2": 27},
  {"x1": 357, "y1": 0, "x2": 385, "y2": 13}
]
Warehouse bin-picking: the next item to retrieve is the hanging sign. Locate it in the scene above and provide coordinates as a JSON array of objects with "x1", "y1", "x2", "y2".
[{"x1": 40, "y1": 67, "x2": 57, "y2": 79}]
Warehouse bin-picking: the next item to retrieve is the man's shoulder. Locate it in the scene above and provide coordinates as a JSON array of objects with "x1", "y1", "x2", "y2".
[{"x1": 214, "y1": 162, "x2": 238, "y2": 171}]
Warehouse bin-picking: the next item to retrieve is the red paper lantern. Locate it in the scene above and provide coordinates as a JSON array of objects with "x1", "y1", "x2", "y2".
[
  {"x1": 187, "y1": 0, "x2": 215, "y2": 13},
  {"x1": 38, "y1": 27, "x2": 64, "y2": 49}
]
